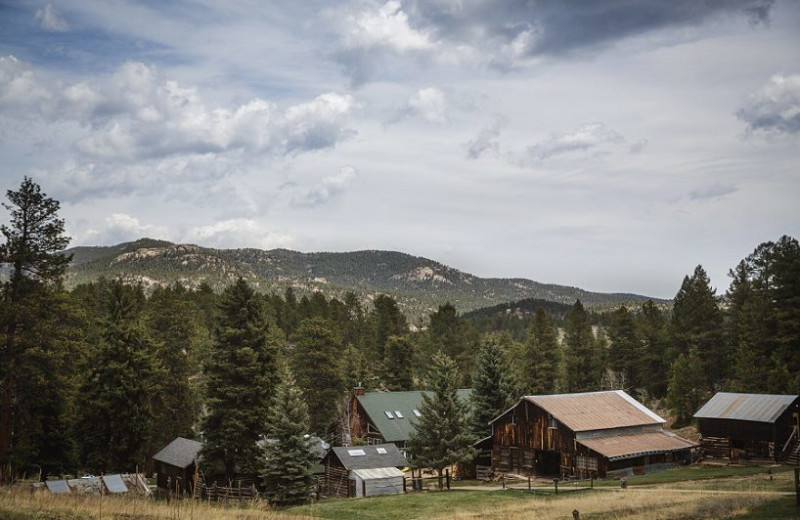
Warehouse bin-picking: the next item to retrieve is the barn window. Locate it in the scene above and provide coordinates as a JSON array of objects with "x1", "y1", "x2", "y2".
[
  {"x1": 394, "y1": 411, "x2": 404, "y2": 418},
  {"x1": 384, "y1": 411, "x2": 395, "y2": 419},
  {"x1": 548, "y1": 415, "x2": 557, "y2": 429}
]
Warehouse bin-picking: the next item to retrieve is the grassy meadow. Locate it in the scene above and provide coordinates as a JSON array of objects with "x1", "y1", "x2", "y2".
[{"x1": 1, "y1": 466, "x2": 798, "y2": 520}]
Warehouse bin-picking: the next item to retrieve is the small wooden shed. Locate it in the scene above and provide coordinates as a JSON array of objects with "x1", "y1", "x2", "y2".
[
  {"x1": 322, "y1": 444, "x2": 408, "y2": 498},
  {"x1": 152, "y1": 437, "x2": 202, "y2": 494},
  {"x1": 694, "y1": 392, "x2": 800, "y2": 463}
]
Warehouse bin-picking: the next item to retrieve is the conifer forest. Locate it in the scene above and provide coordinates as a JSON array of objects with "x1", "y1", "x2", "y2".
[{"x1": 1, "y1": 178, "x2": 799, "y2": 487}]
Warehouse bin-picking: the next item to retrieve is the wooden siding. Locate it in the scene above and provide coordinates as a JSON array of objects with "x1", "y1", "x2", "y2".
[
  {"x1": 492, "y1": 400, "x2": 576, "y2": 477},
  {"x1": 698, "y1": 406, "x2": 799, "y2": 462}
]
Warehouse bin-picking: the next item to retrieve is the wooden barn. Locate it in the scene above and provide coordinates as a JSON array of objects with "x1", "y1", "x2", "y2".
[
  {"x1": 321, "y1": 444, "x2": 408, "y2": 498},
  {"x1": 346, "y1": 388, "x2": 471, "y2": 455},
  {"x1": 490, "y1": 390, "x2": 696, "y2": 479},
  {"x1": 152, "y1": 437, "x2": 202, "y2": 494},
  {"x1": 694, "y1": 392, "x2": 800, "y2": 463}
]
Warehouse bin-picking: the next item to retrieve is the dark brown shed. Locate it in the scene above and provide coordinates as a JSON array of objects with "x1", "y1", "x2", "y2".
[
  {"x1": 152, "y1": 437, "x2": 202, "y2": 494},
  {"x1": 694, "y1": 392, "x2": 800, "y2": 463}
]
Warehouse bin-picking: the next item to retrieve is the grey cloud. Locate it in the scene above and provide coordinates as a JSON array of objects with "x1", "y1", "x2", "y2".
[
  {"x1": 464, "y1": 115, "x2": 507, "y2": 160},
  {"x1": 689, "y1": 184, "x2": 738, "y2": 201},
  {"x1": 527, "y1": 123, "x2": 624, "y2": 162},
  {"x1": 405, "y1": 0, "x2": 773, "y2": 61},
  {"x1": 737, "y1": 73, "x2": 800, "y2": 135}
]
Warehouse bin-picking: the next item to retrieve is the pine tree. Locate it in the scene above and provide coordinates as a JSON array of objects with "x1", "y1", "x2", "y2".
[
  {"x1": 637, "y1": 300, "x2": 669, "y2": 398},
  {"x1": 383, "y1": 335, "x2": 416, "y2": 390},
  {"x1": 669, "y1": 265, "x2": 725, "y2": 390},
  {"x1": 562, "y1": 300, "x2": 599, "y2": 392},
  {"x1": 408, "y1": 351, "x2": 475, "y2": 489},
  {"x1": 261, "y1": 369, "x2": 316, "y2": 506},
  {"x1": 202, "y1": 278, "x2": 281, "y2": 481},
  {"x1": 145, "y1": 284, "x2": 206, "y2": 454},
  {"x1": 518, "y1": 308, "x2": 560, "y2": 395},
  {"x1": 606, "y1": 305, "x2": 642, "y2": 393},
  {"x1": 666, "y1": 349, "x2": 706, "y2": 426},
  {"x1": 291, "y1": 317, "x2": 345, "y2": 435},
  {"x1": 76, "y1": 281, "x2": 160, "y2": 472},
  {"x1": 369, "y1": 294, "x2": 408, "y2": 362},
  {"x1": 469, "y1": 333, "x2": 516, "y2": 437},
  {"x1": 0, "y1": 177, "x2": 72, "y2": 474}
]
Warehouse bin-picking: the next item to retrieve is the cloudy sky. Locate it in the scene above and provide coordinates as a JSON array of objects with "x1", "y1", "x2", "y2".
[{"x1": 1, "y1": 0, "x2": 799, "y2": 299}]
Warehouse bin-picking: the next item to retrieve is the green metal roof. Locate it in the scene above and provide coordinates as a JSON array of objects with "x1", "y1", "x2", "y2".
[{"x1": 357, "y1": 389, "x2": 472, "y2": 443}]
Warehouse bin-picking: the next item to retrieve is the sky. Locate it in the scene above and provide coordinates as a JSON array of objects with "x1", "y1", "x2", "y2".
[{"x1": 1, "y1": 0, "x2": 799, "y2": 300}]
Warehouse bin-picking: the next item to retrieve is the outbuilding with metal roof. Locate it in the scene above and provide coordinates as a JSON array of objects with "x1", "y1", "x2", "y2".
[
  {"x1": 321, "y1": 444, "x2": 408, "y2": 498},
  {"x1": 694, "y1": 392, "x2": 800, "y2": 463},
  {"x1": 489, "y1": 390, "x2": 697, "y2": 479}
]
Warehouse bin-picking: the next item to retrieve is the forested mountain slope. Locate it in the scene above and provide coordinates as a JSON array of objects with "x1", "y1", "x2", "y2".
[{"x1": 65, "y1": 238, "x2": 660, "y2": 319}]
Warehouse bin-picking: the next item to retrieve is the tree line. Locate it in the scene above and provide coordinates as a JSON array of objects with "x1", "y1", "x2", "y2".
[{"x1": 1, "y1": 178, "x2": 799, "y2": 498}]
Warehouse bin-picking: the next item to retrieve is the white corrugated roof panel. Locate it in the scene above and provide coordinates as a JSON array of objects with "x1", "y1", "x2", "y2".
[{"x1": 352, "y1": 467, "x2": 405, "y2": 480}]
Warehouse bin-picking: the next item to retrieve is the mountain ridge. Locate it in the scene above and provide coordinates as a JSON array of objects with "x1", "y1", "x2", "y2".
[{"x1": 64, "y1": 238, "x2": 666, "y2": 320}]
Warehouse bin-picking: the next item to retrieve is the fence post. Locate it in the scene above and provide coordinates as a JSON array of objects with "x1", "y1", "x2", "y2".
[
  {"x1": 528, "y1": 476, "x2": 531, "y2": 491},
  {"x1": 502, "y1": 475, "x2": 505, "y2": 489},
  {"x1": 553, "y1": 478, "x2": 559, "y2": 495},
  {"x1": 446, "y1": 468, "x2": 450, "y2": 490},
  {"x1": 795, "y1": 467, "x2": 799, "y2": 507}
]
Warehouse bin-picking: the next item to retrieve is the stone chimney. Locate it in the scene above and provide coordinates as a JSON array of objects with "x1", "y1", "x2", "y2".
[{"x1": 353, "y1": 385, "x2": 365, "y2": 397}]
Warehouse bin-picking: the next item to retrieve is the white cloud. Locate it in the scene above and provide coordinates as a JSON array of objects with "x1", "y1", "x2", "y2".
[
  {"x1": 343, "y1": 1, "x2": 434, "y2": 53},
  {"x1": 297, "y1": 165, "x2": 359, "y2": 207},
  {"x1": 737, "y1": 73, "x2": 800, "y2": 135},
  {"x1": 184, "y1": 219, "x2": 295, "y2": 250},
  {"x1": 81, "y1": 213, "x2": 170, "y2": 245},
  {"x1": 35, "y1": 3, "x2": 68, "y2": 32},
  {"x1": 526, "y1": 123, "x2": 625, "y2": 162},
  {"x1": 390, "y1": 86, "x2": 449, "y2": 125}
]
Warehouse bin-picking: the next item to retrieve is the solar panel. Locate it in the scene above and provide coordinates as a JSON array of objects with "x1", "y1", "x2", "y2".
[
  {"x1": 413, "y1": 409, "x2": 422, "y2": 417},
  {"x1": 46, "y1": 480, "x2": 71, "y2": 494},
  {"x1": 384, "y1": 411, "x2": 395, "y2": 419},
  {"x1": 394, "y1": 411, "x2": 403, "y2": 418},
  {"x1": 347, "y1": 449, "x2": 366, "y2": 456},
  {"x1": 376, "y1": 447, "x2": 387, "y2": 454},
  {"x1": 103, "y1": 474, "x2": 129, "y2": 494}
]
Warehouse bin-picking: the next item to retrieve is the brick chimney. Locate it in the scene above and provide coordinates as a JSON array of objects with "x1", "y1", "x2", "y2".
[{"x1": 353, "y1": 385, "x2": 365, "y2": 397}]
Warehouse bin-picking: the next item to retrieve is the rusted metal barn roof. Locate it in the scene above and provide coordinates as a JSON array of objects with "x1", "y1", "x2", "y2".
[
  {"x1": 521, "y1": 390, "x2": 665, "y2": 432},
  {"x1": 578, "y1": 431, "x2": 697, "y2": 461},
  {"x1": 694, "y1": 392, "x2": 799, "y2": 423}
]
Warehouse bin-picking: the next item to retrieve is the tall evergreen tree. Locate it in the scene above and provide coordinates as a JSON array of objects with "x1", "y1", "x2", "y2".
[
  {"x1": 145, "y1": 284, "x2": 206, "y2": 454},
  {"x1": 469, "y1": 333, "x2": 515, "y2": 437},
  {"x1": 408, "y1": 351, "x2": 475, "y2": 489},
  {"x1": 369, "y1": 294, "x2": 408, "y2": 362},
  {"x1": 291, "y1": 317, "x2": 345, "y2": 435},
  {"x1": 666, "y1": 349, "x2": 706, "y2": 426},
  {"x1": 0, "y1": 178, "x2": 72, "y2": 475},
  {"x1": 518, "y1": 308, "x2": 560, "y2": 395},
  {"x1": 669, "y1": 265, "x2": 725, "y2": 390},
  {"x1": 261, "y1": 368, "x2": 316, "y2": 506},
  {"x1": 606, "y1": 305, "x2": 642, "y2": 394},
  {"x1": 383, "y1": 335, "x2": 416, "y2": 391},
  {"x1": 202, "y1": 278, "x2": 281, "y2": 481},
  {"x1": 562, "y1": 300, "x2": 599, "y2": 392},
  {"x1": 637, "y1": 300, "x2": 669, "y2": 398},
  {"x1": 76, "y1": 282, "x2": 160, "y2": 472},
  {"x1": 425, "y1": 303, "x2": 480, "y2": 385}
]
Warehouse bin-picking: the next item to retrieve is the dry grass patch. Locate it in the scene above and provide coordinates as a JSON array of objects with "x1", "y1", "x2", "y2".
[
  {"x1": 436, "y1": 489, "x2": 768, "y2": 520},
  {"x1": 0, "y1": 486, "x2": 315, "y2": 520}
]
